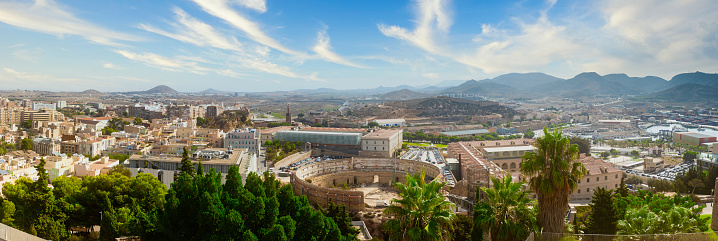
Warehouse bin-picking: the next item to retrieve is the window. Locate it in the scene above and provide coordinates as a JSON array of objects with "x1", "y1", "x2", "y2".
[
  {"x1": 605, "y1": 176, "x2": 607, "y2": 180},
  {"x1": 578, "y1": 189, "x2": 580, "y2": 193},
  {"x1": 587, "y1": 188, "x2": 590, "y2": 192},
  {"x1": 596, "y1": 177, "x2": 599, "y2": 182},
  {"x1": 616, "y1": 174, "x2": 618, "y2": 179},
  {"x1": 587, "y1": 178, "x2": 589, "y2": 183},
  {"x1": 615, "y1": 184, "x2": 618, "y2": 188}
]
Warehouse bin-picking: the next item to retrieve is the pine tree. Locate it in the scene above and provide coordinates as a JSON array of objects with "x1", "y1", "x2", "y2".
[
  {"x1": 196, "y1": 160, "x2": 204, "y2": 176},
  {"x1": 583, "y1": 187, "x2": 619, "y2": 234},
  {"x1": 100, "y1": 195, "x2": 119, "y2": 241},
  {"x1": 617, "y1": 176, "x2": 629, "y2": 197},
  {"x1": 178, "y1": 147, "x2": 195, "y2": 176}
]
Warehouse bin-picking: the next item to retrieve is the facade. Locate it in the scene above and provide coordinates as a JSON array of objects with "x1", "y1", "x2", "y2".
[
  {"x1": 32, "y1": 103, "x2": 56, "y2": 111},
  {"x1": 167, "y1": 105, "x2": 203, "y2": 121},
  {"x1": 570, "y1": 155, "x2": 622, "y2": 200},
  {"x1": 32, "y1": 138, "x2": 61, "y2": 156},
  {"x1": 673, "y1": 132, "x2": 717, "y2": 146},
  {"x1": 205, "y1": 105, "x2": 223, "y2": 118},
  {"x1": 480, "y1": 145, "x2": 536, "y2": 173},
  {"x1": 644, "y1": 157, "x2": 665, "y2": 173},
  {"x1": 359, "y1": 129, "x2": 403, "y2": 158},
  {"x1": 260, "y1": 126, "x2": 295, "y2": 144},
  {"x1": 21, "y1": 109, "x2": 65, "y2": 123},
  {"x1": 275, "y1": 130, "x2": 362, "y2": 154},
  {"x1": 224, "y1": 128, "x2": 260, "y2": 153}
]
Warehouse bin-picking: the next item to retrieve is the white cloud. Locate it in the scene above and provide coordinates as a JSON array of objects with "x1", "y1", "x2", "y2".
[
  {"x1": 138, "y1": 7, "x2": 244, "y2": 52},
  {"x1": 378, "y1": 0, "x2": 452, "y2": 54},
  {"x1": 312, "y1": 29, "x2": 366, "y2": 68},
  {"x1": 422, "y1": 72, "x2": 439, "y2": 78},
  {"x1": 114, "y1": 50, "x2": 210, "y2": 74},
  {"x1": 587, "y1": 0, "x2": 718, "y2": 78},
  {"x1": 0, "y1": 0, "x2": 140, "y2": 46},
  {"x1": 103, "y1": 63, "x2": 122, "y2": 69},
  {"x1": 191, "y1": 0, "x2": 302, "y2": 56},
  {"x1": 233, "y1": 0, "x2": 266, "y2": 13},
  {"x1": 458, "y1": 16, "x2": 582, "y2": 73},
  {"x1": 12, "y1": 48, "x2": 43, "y2": 61},
  {"x1": 0, "y1": 67, "x2": 93, "y2": 88}
]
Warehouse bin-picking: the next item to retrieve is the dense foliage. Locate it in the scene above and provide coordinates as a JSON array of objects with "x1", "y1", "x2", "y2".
[
  {"x1": 1, "y1": 161, "x2": 358, "y2": 241},
  {"x1": 568, "y1": 137, "x2": 591, "y2": 154},
  {"x1": 473, "y1": 175, "x2": 538, "y2": 241},
  {"x1": 582, "y1": 187, "x2": 619, "y2": 235},
  {"x1": 384, "y1": 171, "x2": 455, "y2": 241},
  {"x1": 264, "y1": 140, "x2": 302, "y2": 162},
  {"x1": 615, "y1": 191, "x2": 708, "y2": 235},
  {"x1": 403, "y1": 131, "x2": 523, "y2": 144}
]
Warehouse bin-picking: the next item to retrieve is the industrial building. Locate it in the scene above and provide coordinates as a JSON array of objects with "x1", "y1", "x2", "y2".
[
  {"x1": 672, "y1": 132, "x2": 717, "y2": 146},
  {"x1": 439, "y1": 129, "x2": 489, "y2": 138}
]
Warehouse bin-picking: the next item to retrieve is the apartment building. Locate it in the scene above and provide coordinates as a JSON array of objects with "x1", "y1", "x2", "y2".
[
  {"x1": 570, "y1": 155, "x2": 622, "y2": 200},
  {"x1": 359, "y1": 129, "x2": 404, "y2": 158},
  {"x1": 206, "y1": 105, "x2": 223, "y2": 118},
  {"x1": 21, "y1": 109, "x2": 65, "y2": 123},
  {"x1": 225, "y1": 128, "x2": 260, "y2": 153},
  {"x1": 32, "y1": 138, "x2": 61, "y2": 156}
]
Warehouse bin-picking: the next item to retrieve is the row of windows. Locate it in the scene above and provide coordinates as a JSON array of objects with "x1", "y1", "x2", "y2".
[
  {"x1": 574, "y1": 184, "x2": 619, "y2": 194},
  {"x1": 578, "y1": 174, "x2": 619, "y2": 183},
  {"x1": 364, "y1": 146, "x2": 386, "y2": 151}
]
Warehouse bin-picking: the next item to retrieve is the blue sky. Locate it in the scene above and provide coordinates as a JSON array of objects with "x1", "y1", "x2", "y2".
[{"x1": 0, "y1": 0, "x2": 716, "y2": 92}]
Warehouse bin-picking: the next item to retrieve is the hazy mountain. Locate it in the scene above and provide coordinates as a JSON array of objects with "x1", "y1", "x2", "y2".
[
  {"x1": 144, "y1": 85, "x2": 177, "y2": 94},
  {"x1": 532, "y1": 72, "x2": 642, "y2": 97},
  {"x1": 484, "y1": 72, "x2": 564, "y2": 90},
  {"x1": 380, "y1": 89, "x2": 432, "y2": 100},
  {"x1": 667, "y1": 72, "x2": 718, "y2": 88},
  {"x1": 637, "y1": 83, "x2": 718, "y2": 103},
  {"x1": 601, "y1": 74, "x2": 668, "y2": 92},
  {"x1": 434, "y1": 79, "x2": 473, "y2": 87},
  {"x1": 199, "y1": 88, "x2": 228, "y2": 94},
  {"x1": 79, "y1": 89, "x2": 104, "y2": 95},
  {"x1": 440, "y1": 80, "x2": 525, "y2": 98}
]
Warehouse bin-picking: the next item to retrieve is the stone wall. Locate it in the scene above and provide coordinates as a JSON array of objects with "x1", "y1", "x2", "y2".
[
  {"x1": 273, "y1": 151, "x2": 311, "y2": 168},
  {"x1": 290, "y1": 157, "x2": 442, "y2": 211},
  {"x1": 291, "y1": 174, "x2": 365, "y2": 211}
]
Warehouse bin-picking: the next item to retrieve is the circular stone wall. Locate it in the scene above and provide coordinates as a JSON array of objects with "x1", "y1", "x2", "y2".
[{"x1": 290, "y1": 157, "x2": 442, "y2": 211}]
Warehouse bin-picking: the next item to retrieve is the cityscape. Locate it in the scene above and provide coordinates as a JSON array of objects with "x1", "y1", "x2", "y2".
[{"x1": 1, "y1": 0, "x2": 718, "y2": 241}]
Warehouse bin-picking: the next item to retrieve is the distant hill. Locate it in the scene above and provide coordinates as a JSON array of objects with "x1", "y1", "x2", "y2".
[
  {"x1": 380, "y1": 89, "x2": 431, "y2": 100},
  {"x1": 144, "y1": 85, "x2": 177, "y2": 94},
  {"x1": 600, "y1": 74, "x2": 667, "y2": 92},
  {"x1": 484, "y1": 72, "x2": 564, "y2": 90},
  {"x1": 440, "y1": 80, "x2": 524, "y2": 98},
  {"x1": 667, "y1": 72, "x2": 718, "y2": 88},
  {"x1": 384, "y1": 96, "x2": 517, "y2": 118},
  {"x1": 636, "y1": 83, "x2": 718, "y2": 103},
  {"x1": 79, "y1": 89, "x2": 104, "y2": 95},
  {"x1": 199, "y1": 88, "x2": 228, "y2": 94},
  {"x1": 532, "y1": 72, "x2": 642, "y2": 97}
]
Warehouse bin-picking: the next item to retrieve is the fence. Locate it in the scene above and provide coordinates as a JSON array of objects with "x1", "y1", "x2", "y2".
[
  {"x1": 0, "y1": 222, "x2": 47, "y2": 241},
  {"x1": 535, "y1": 232, "x2": 718, "y2": 241}
]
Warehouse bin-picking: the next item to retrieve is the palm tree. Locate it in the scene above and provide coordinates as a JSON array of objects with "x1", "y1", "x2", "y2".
[
  {"x1": 384, "y1": 171, "x2": 456, "y2": 241},
  {"x1": 520, "y1": 127, "x2": 586, "y2": 233},
  {"x1": 473, "y1": 175, "x2": 538, "y2": 241}
]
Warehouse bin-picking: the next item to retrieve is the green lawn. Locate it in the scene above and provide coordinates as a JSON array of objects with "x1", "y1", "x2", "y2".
[
  {"x1": 404, "y1": 142, "x2": 447, "y2": 149},
  {"x1": 701, "y1": 214, "x2": 718, "y2": 240}
]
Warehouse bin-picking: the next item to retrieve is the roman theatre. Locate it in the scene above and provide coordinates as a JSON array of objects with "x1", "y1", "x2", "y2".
[{"x1": 290, "y1": 157, "x2": 442, "y2": 211}]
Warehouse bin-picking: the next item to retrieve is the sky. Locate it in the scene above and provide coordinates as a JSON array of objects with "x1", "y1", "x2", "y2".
[{"x1": 0, "y1": 0, "x2": 716, "y2": 92}]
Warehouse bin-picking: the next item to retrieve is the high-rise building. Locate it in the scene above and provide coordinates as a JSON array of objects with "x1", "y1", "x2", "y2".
[{"x1": 206, "y1": 105, "x2": 223, "y2": 118}]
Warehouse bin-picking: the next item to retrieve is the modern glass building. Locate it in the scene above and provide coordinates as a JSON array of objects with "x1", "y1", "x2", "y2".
[{"x1": 274, "y1": 130, "x2": 362, "y2": 146}]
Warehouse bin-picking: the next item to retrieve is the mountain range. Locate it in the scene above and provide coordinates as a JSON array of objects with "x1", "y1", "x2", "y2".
[{"x1": 108, "y1": 71, "x2": 718, "y2": 103}]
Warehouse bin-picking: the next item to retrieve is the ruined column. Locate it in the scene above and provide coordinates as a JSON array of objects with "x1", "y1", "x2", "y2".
[{"x1": 712, "y1": 178, "x2": 718, "y2": 230}]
